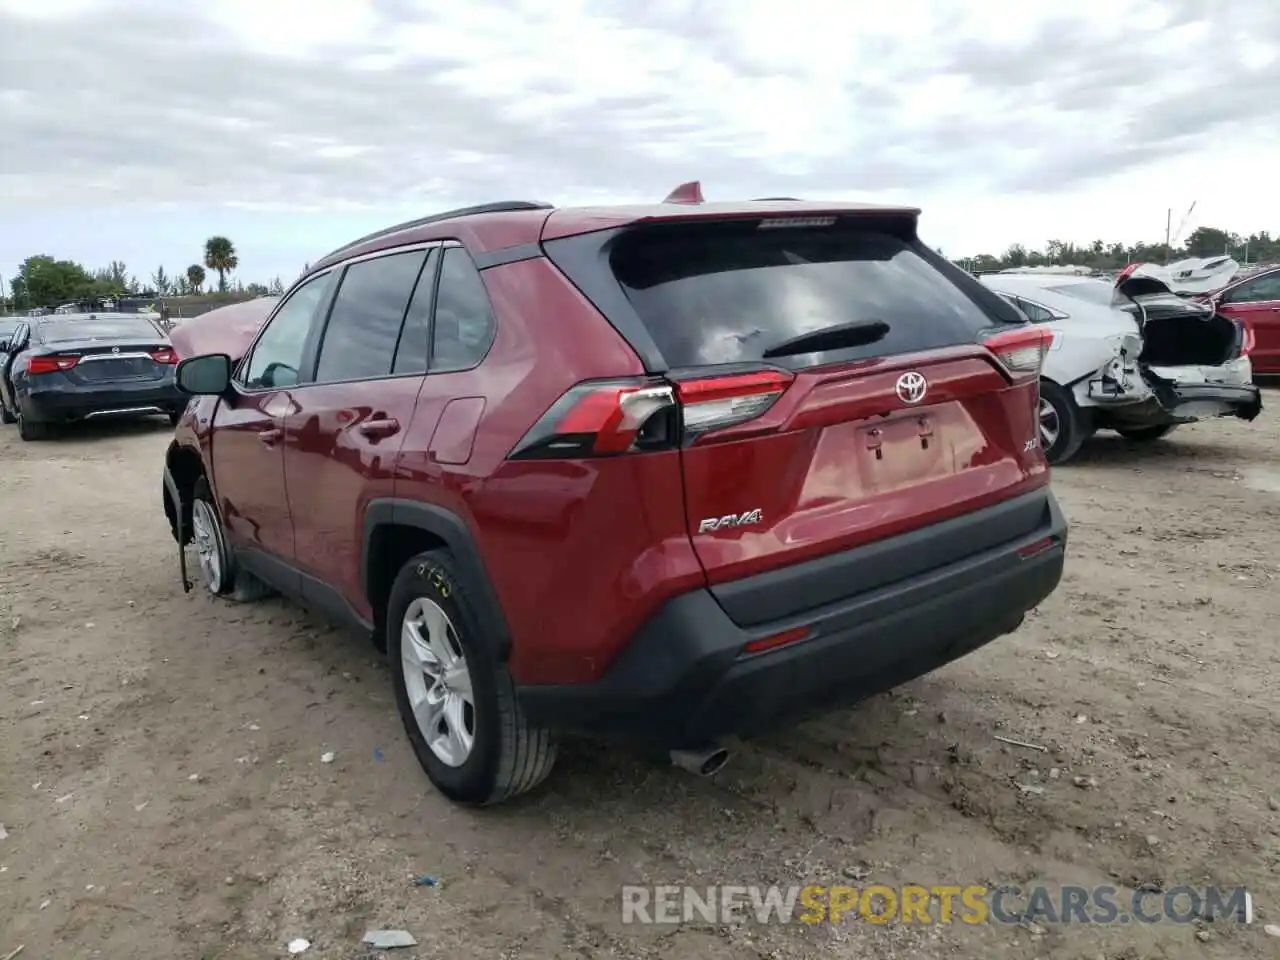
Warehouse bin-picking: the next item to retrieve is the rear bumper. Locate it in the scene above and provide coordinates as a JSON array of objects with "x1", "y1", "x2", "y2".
[
  {"x1": 517, "y1": 489, "x2": 1068, "y2": 747},
  {"x1": 22, "y1": 381, "x2": 186, "y2": 422}
]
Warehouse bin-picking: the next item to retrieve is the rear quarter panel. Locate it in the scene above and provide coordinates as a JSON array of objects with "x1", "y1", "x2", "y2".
[{"x1": 390, "y1": 257, "x2": 705, "y2": 685}]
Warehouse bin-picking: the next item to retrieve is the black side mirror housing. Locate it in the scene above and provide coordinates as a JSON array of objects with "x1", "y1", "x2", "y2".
[
  {"x1": 176, "y1": 353, "x2": 233, "y2": 395},
  {"x1": 0, "y1": 338, "x2": 10, "y2": 353}
]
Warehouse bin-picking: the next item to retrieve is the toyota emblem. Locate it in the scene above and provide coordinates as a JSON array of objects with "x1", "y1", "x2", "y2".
[{"x1": 895, "y1": 371, "x2": 928, "y2": 404}]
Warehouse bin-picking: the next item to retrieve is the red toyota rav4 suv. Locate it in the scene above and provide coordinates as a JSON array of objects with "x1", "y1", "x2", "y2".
[{"x1": 162, "y1": 190, "x2": 1067, "y2": 805}]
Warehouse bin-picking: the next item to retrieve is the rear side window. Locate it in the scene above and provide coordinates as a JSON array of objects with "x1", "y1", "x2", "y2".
[
  {"x1": 314, "y1": 250, "x2": 428, "y2": 383},
  {"x1": 430, "y1": 248, "x2": 496, "y2": 372},
  {"x1": 609, "y1": 221, "x2": 1002, "y2": 368}
]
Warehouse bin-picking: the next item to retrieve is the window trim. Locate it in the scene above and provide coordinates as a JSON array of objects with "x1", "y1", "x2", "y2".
[
  {"x1": 425, "y1": 244, "x2": 499, "y2": 375},
  {"x1": 234, "y1": 266, "x2": 339, "y2": 394},
  {"x1": 301, "y1": 243, "x2": 438, "y2": 388},
  {"x1": 1016, "y1": 295, "x2": 1067, "y2": 322}
]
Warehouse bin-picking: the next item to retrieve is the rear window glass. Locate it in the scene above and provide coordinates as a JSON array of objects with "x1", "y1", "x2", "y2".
[
  {"x1": 41, "y1": 318, "x2": 161, "y2": 341},
  {"x1": 1045, "y1": 282, "x2": 1117, "y2": 306},
  {"x1": 609, "y1": 221, "x2": 1001, "y2": 368}
]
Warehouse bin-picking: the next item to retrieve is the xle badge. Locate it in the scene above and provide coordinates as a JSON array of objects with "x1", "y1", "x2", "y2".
[{"x1": 698, "y1": 509, "x2": 764, "y2": 533}]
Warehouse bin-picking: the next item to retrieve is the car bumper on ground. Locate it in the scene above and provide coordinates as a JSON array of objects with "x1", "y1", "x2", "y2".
[
  {"x1": 517, "y1": 489, "x2": 1068, "y2": 748},
  {"x1": 21, "y1": 382, "x2": 187, "y2": 423}
]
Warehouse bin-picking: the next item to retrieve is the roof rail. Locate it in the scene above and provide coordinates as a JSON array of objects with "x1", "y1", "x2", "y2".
[
  {"x1": 318, "y1": 200, "x2": 554, "y2": 263},
  {"x1": 752, "y1": 196, "x2": 802, "y2": 201}
]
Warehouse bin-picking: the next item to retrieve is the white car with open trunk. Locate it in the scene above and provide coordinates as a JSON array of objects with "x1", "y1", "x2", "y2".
[{"x1": 978, "y1": 271, "x2": 1261, "y2": 464}]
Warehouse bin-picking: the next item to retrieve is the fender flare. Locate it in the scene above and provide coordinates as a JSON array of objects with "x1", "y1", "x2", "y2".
[{"x1": 362, "y1": 499, "x2": 512, "y2": 658}]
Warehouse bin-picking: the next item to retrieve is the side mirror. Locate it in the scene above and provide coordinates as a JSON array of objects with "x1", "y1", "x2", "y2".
[
  {"x1": 0, "y1": 338, "x2": 10, "y2": 353},
  {"x1": 176, "y1": 353, "x2": 232, "y2": 395}
]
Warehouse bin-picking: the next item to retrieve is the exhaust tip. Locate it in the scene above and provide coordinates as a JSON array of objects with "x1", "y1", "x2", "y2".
[{"x1": 670, "y1": 746, "x2": 731, "y2": 777}]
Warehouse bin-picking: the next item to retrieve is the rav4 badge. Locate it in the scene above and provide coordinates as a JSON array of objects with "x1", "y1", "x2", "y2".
[{"x1": 698, "y1": 509, "x2": 764, "y2": 533}]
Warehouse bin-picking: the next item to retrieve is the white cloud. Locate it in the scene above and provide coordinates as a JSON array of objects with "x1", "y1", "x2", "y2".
[{"x1": 0, "y1": 0, "x2": 1277, "y2": 279}]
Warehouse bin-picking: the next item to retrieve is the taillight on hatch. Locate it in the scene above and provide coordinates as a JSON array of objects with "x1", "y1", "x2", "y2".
[
  {"x1": 673, "y1": 369, "x2": 792, "y2": 435},
  {"x1": 1240, "y1": 322, "x2": 1255, "y2": 357},
  {"x1": 983, "y1": 327, "x2": 1053, "y2": 381},
  {"x1": 507, "y1": 369, "x2": 794, "y2": 460},
  {"x1": 27, "y1": 355, "x2": 79, "y2": 375},
  {"x1": 150, "y1": 347, "x2": 178, "y2": 364}
]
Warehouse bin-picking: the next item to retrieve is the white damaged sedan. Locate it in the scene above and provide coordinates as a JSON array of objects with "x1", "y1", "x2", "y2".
[{"x1": 978, "y1": 272, "x2": 1262, "y2": 464}]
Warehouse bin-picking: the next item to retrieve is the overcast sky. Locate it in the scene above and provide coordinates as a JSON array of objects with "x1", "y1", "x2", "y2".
[{"x1": 1, "y1": 0, "x2": 1278, "y2": 285}]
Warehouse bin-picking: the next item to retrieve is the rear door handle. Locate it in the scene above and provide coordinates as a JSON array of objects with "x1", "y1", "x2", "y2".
[
  {"x1": 358, "y1": 417, "x2": 400, "y2": 439},
  {"x1": 258, "y1": 427, "x2": 283, "y2": 445}
]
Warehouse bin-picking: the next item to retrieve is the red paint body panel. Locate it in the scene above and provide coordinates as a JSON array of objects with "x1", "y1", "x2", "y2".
[
  {"x1": 280, "y1": 378, "x2": 420, "y2": 617},
  {"x1": 169, "y1": 297, "x2": 278, "y2": 363},
  {"x1": 680, "y1": 350, "x2": 1046, "y2": 583}
]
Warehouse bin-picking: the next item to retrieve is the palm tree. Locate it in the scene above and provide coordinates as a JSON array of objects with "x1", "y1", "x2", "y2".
[
  {"x1": 186, "y1": 264, "x2": 206, "y2": 294},
  {"x1": 204, "y1": 236, "x2": 239, "y2": 292}
]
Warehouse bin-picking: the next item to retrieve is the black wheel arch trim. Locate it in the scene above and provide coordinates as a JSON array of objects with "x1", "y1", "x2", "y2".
[{"x1": 362, "y1": 498, "x2": 513, "y2": 658}]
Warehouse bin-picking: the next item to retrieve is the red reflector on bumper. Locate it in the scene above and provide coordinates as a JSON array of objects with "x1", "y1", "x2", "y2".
[
  {"x1": 1017, "y1": 536, "x2": 1058, "y2": 559},
  {"x1": 741, "y1": 626, "x2": 811, "y2": 656}
]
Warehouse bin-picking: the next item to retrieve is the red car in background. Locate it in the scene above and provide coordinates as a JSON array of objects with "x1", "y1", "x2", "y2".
[{"x1": 1199, "y1": 265, "x2": 1280, "y2": 376}]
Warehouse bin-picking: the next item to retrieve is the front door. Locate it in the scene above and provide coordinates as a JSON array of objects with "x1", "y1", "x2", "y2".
[{"x1": 210, "y1": 270, "x2": 336, "y2": 574}]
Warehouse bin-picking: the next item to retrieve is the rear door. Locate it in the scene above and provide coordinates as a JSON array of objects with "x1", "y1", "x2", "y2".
[
  {"x1": 1217, "y1": 270, "x2": 1280, "y2": 374},
  {"x1": 281, "y1": 246, "x2": 434, "y2": 621},
  {"x1": 586, "y1": 215, "x2": 1049, "y2": 592}
]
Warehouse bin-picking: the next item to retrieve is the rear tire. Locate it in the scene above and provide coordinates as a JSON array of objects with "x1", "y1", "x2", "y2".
[
  {"x1": 1116, "y1": 424, "x2": 1177, "y2": 442},
  {"x1": 168, "y1": 411, "x2": 182, "y2": 427},
  {"x1": 16, "y1": 411, "x2": 48, "y2": 441},
  {"x1": 0, "y1": 401, "x2": 14, "y2": 425},
  {"x1": 388, "y1": 550, "x2": 557, "y2": 805},
  {"x1": 1038, "y1": 379, "x2": 1091, "y2": 465},
  {"x1": 190, "y1": 477, "x2": 236, "y2": 596}
]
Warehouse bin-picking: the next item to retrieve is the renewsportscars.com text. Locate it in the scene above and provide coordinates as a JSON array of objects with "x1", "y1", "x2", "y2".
[{"x1": 621, "y1": 884, "x2": 1253, "y2": 926}]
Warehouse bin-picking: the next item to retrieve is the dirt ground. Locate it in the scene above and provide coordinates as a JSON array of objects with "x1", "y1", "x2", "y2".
[{"x1": 3, "y1": 399, "x2": 1280, "y2": 960}]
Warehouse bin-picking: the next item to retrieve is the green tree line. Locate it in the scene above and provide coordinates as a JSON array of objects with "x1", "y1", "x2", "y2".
[
  {"x1": 3, "y1": 235, "x2": 286, "y2": 311},
  {"x1": 955, "y1": 226, "x2": 1279, "y2": 274}
]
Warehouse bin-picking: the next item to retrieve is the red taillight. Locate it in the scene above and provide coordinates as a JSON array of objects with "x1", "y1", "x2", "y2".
[
  {"x1": 1240, "y1": 323, "x2": 1255, "y2": 357},
  {"x1": 27, "y1": 355, "x2": 79, "y2": 375},
  {"x1": 150, "y1": 347, "x2": 178, "y2": 364},
  {"x1": 506, "y1": 368, "x2": 793, "y2": 460},
  {"x1": 983, "y1": 327, "x2": 1053, "y2": 382}
]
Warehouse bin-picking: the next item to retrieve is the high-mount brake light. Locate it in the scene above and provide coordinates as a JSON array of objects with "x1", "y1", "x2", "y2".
[
  {"x1": 27, "y1": 354, "x2": 79, "y2": 375},
  {"x1": 983, "y1": 327, "x2": 1053, "y2": 381},
  {"x1": 506, "y1": 369, "x2": 794, "y2": 460},
  {"x1": 757, "y1": 216, "x2": 835, "y2": 229}
]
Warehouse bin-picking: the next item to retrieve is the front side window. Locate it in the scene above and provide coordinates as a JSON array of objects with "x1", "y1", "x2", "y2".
[
  {"x1": 313, "y1": 249, "x2": 428, "y2": 383},
  {"x1": 241, "y1": 272, "x2": 333, "y2": 390}
]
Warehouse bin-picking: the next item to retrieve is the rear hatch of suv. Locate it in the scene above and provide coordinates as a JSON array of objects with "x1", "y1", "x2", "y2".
[{"x1": 541, "y1": 207, "x2": 1054, "y2": 624}]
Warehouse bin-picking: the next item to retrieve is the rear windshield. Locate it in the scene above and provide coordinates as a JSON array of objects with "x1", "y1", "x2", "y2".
[
  {"x1": 609, "y1": 220, "x2": 1004, "y2": 368},
  {"x1": 1046, "y1": 282, "x2": 1118, "y2": 306},
  {"x1": 41, "y1": 318, "x2": 161, "y2": 342}
]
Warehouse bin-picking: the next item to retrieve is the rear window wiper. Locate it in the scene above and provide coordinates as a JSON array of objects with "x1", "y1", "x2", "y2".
[{"x1": 761, "y1": 320, "x2": 890, "y2": 359}]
